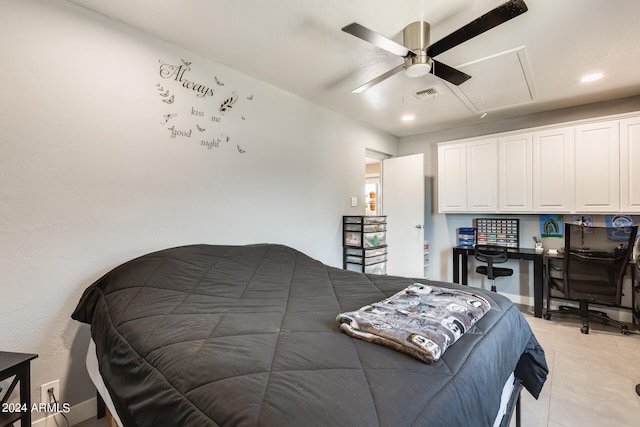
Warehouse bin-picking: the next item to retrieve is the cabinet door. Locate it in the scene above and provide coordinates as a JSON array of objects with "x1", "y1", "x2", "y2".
[
  {"x1": 620, "y1": 116, "x2": 640, "y2": 212},
  {"x1": 466, "y1": 138, "x2": 498, "y2": 212},
  {"x1": 574, "y1": 120, "x2": 620, "y2": 212},
  {"x1": 437, "y1": 143, "x2": 467, "y2": 212},
  {"x1": 499, "y1": 133, "x2": 532, "y2": 212},
  {"x1": 533, "y1": 127, "x2": 574, "y2": 212}
]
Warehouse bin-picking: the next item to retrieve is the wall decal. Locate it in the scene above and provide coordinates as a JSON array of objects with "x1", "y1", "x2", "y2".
[
  {"x1": 161, "y1": 113, "x2": 177, "y2": 124},
  {"x1": 167, "y1": 126, "x2": 192, "y2": 139},
  {"x1": 157, "y1": 58, "x2": 254, "y2": 154},
  {"x1": 219, "y1": 91, "x2": 238, "y2": 115},
  {"x1": 159, "y1": 59, "x2": 215, "y2": 99}
]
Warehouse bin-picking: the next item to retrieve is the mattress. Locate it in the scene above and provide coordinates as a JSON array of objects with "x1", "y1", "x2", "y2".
[
  {"x1": 86, "y1": 339, "x2": 124, "y2": 427},
  {"x1": 86, "y1": 339, "x2": 517, "y2": 427},
  {"x1": 73, "y1": 243, "x2": 547, "y2": 427}
]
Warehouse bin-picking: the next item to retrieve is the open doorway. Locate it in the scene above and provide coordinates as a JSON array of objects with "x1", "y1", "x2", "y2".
[{"x1": 365, "y1": 149, "x2": 392, "y2": 216}]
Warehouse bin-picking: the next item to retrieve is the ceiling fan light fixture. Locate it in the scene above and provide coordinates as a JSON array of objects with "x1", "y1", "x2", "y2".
[
  {"x1": 405, "y1": 62, "x2": 431, "y2": 78},
  {"x1": 405, "y1": 55, "x2": 432, "y2": 78}
]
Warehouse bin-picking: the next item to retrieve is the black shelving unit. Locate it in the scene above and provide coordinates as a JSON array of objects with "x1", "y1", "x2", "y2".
[{"x1": 343, "y1": 215, "x2": 387, "y2": 275}]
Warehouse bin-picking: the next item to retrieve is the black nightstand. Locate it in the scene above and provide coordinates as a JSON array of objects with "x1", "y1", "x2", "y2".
[{"x1": 0, "y1": 351, "x2": 38, "y2": 427}]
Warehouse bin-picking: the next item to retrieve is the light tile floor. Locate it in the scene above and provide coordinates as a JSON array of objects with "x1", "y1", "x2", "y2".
[
  {"x1": 73, "y1": 310, "x2": 640, "y2": 427},
  {"x1": 516, "y1": 309, "x2": 640, "y2": 427}
]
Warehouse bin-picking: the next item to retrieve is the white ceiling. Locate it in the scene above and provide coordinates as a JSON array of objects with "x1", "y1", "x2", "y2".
[{"x1": 67, "y1": 0, "x2": 640, "y2": 137}]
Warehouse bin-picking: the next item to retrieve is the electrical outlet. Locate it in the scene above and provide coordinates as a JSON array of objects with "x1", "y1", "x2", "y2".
[{"x1": 40, "y1": 380, "x2": 59, "y2": 404}]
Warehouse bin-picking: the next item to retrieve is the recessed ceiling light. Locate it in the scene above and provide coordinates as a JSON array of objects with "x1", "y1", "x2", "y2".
[
  {"x1": 580, "y1": 73, "x2": 604, "y2": 83},
  {"x1": 402, "y1": 114, "x2": 415, "y2": 121}
]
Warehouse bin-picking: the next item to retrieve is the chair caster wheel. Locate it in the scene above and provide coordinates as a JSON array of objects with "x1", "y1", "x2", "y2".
[
  {"x1": 580, "y1": 325, "x2": 589, "y2": 334},
  {"x1": 621, "y1": 326, "x2": 629, "y2": 335},
  {"x1": 543, "y1": 313, "x2": 551, "y2": 320}
]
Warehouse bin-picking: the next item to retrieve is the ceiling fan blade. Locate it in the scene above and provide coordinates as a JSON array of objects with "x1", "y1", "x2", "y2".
[
  {"x1": 351, "y1": 63, "x2": 405, "y2": 93},
  {"x1": 431, "y1": 60, "x2": 471, "y2": 86},
  {"x1": 426, "y1": 0, "x2": 528, "y2": 58},
  {"x1": 342, "y1": 22, "x2": 416, "y2": 58}
]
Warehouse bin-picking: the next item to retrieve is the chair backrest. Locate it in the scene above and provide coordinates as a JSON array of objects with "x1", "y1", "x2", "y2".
[
  {"x1": 563, "y1": 223, "x2": 638, "y2": 305},
  {"x1": 474, "y1": 245, "x2": 509, "y2": 264}
]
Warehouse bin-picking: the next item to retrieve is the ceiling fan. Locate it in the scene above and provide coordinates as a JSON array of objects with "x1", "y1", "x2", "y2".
[{"x1": 342, "y1": 0, "x2": 528, "y2": 93}]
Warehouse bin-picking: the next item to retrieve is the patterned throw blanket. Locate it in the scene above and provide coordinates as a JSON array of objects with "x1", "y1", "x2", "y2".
[{"x1": 337, "y1": 283, "x2": 491, "y2": 363}]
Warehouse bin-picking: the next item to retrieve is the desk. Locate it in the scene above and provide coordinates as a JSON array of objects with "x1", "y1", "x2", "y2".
[
  {"x1": 452, "y1": 247, "x2": 544, "y2": 318},
  {"x1": 0, "y1": 351, "x2": 38, "y2": 427}
]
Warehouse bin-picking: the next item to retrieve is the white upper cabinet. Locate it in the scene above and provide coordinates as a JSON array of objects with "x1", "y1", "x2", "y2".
[
  {"x1": 498, "y1": 133, "x2": 532, "y2": 212},
  {"x1": 532, "y1": 127, "x2": 575, "y2": 212},
  {"x1": 620, "y1": 116, "x2": 640, "y2": 212},
  {"x1": 574, "y1": 120, "x2": 620, "y2": 212},
  {"x1": 467, "y1": 139, "x2": 498, "y2": 212},
  {"x1": 436, "y1": 112, "x2": 639, "y2": 214},
  {"x1": 437, "y1": 139, "x2": 497, "y2": 213},
  {"x1": 437, "y1": 143, "x2": 467, "y2": 212}
]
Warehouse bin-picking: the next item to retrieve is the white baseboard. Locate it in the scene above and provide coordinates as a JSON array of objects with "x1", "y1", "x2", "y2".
[{"x1": 32, "y1": 397, "x2": 97, "y2": 427}]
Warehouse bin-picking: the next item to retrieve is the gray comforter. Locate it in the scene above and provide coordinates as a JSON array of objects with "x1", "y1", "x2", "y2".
[{"x1": 72, "y1": 244, "x2": 548, "y2": 427}]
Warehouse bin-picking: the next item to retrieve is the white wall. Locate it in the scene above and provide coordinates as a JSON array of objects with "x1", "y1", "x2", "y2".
[{"x1": 0, "y1": 0, "x2": 398, "y2": 420}]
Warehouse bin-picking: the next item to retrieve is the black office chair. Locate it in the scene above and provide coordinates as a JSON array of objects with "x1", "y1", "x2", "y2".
[
  {"x1": 474, "y1": 244, "x2": 513, "y2": 292},
  {"x1": 544, "y1": 223, "x2": 637, "y2": 335}
]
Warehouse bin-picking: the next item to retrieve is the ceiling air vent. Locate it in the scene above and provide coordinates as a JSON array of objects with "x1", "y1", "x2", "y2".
[{"x1": 413, "y1": 87, "x2": 440, "y2": 100}]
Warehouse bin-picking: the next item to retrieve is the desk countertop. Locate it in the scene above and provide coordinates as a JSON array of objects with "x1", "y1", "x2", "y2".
[{"x1": 454, "y1": 246, "x2": 543, "y2": 257}]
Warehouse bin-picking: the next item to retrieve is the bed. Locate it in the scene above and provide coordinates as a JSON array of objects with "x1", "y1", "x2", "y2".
[{"x1": 72, "y1": 243, "x2": 548, "y2": 427}]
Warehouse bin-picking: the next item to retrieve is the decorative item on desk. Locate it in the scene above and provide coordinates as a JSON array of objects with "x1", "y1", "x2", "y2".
[
  {"x1": 475, "y1": 218, "x2": 519, "y2": 248},
  {"x1": 614, "y1": 244, "x2": 627, "y2": 258},
  {"x1": 458, "y1": 227, "x2": 475, "y2": 248},
  {"x1": 533, "y1": 236, "x2": 543, "y2": 253}
]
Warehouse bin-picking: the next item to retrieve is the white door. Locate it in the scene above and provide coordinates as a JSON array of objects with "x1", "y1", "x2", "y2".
[{"x1": 382, "y1": 153, "x2": 425, "y2": 278}]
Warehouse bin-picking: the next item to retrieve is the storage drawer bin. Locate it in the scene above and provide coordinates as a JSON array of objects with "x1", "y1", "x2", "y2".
[
  {"x1": 365, "y1": 262, "x2": 387, "y2": 275},
  {"x1": 363, "y1": 216, "x2": 386, "y2": 224},
  {"x1": 363, "y1": 232, "x2": 386, "y2": 248},
  {"x1": 345, "y1": 261, "x2": 387, "y2": 275},
  {"x1": 345, "y1": 246, "x2": 388, "y2": 257},
  {"x1": 344, "y1": 231, "x2": 387, "y2": 248},
  {"x1": 344, "y1": 223, "x2": 363, "y2": 231},
  {"x1": 345, "y1": 253, "x2": 387, "y2": 266},
  {"x1": 344, "y1": 231, "x2": 362, "y2": 247},
  {"x1": 458, "y1": 227, "x2": 475, "y2": 247},
  {"x1": 363, "y1": 224, "x2": 386, "y2": 232},
  {"x1": 342, "y1": 215, "x2": 387, "y2": 275}
]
